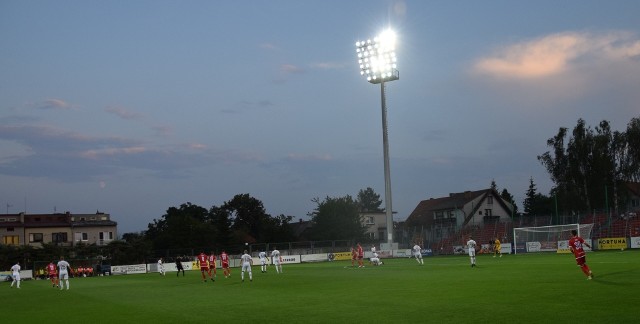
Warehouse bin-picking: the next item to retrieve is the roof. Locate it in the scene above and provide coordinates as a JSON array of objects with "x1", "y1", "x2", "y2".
[
  {"x1": 626, "y1": 182, "x2": 640, "y2": 197},
  {"x1": 405, "y1": 190, "x2": 486, "y2": 226},
  {"x1": 405, "y1": 189, "x2": 513, "y2": 226}
]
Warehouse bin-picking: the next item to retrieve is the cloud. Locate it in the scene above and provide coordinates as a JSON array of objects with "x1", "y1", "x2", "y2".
[
  {"x1": 310, "y1": 62, "x2": 346, "y2": 70},
  {"x1": 0, "y1": 124, "x2": 267, "y2": 181},
  {"x1": 80, "y1": 146, "x2": 147, "y2": 159},
  {"x1": 221, "y1": 100, "x2": 274, "y2": 114},
  {"x1": 151, "y1": 125, "x2": 173, "y2": 136},
  {"x1": 281, "y1": 64, "x2": 305, "y2": 74},
  {"x1": 105, "y1": 106, "x2": 143, "y2": 120},
  {"x1": 188, "y1": 143, "x2": 207, "y2": 150},
  {"x1": 260, "y1": 43, "x2": 280, "y2": 51},
  {"x1": 37, "y1": 98, "x2": 73, "y2": 110},
  {"x1": 286, "y1": 153, "x2": 332, "y2": 161},
  {"x1": 474, "y1": 31, "x2": 640, "y2": 79}
]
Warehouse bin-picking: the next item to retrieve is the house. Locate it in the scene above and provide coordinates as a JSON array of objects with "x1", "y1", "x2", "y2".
[
  {"x1": 404, "y1": 189, "x2": 514, "y2": 243},
  {"x1": 623, "y1": 182, "x2": 640, "y2": 215},
  {"x1": 0, "y1": 211, "x2": 117, "y2": 247},
  {"x1": 361, "y1": 211, "x2": 388, "y2": 241}
]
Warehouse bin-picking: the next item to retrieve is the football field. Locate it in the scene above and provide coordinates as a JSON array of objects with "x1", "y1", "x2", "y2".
[{"x1": 2, "y1": 250, "x2": 638, "y2": 323}]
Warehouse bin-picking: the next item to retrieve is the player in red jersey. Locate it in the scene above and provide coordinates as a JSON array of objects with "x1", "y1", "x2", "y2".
[
  {"x1": 46, "y1": 261, "x2": 59, "y2": 288},
  {"x1": 350, "y1": 246, "x2": 357, "y2": 267},
  {"x1": 207, "y1": 252, "x2": 217, "y2": 279},
  {"x1": 220, "y1": 251, "x2": 231, "y2": 278},
  {"x1": 356, "y1": 243, "x2": 364, "y2": 268},
  {"x1": 197, "y1": 251, "x2": 214, "y2": 282},
  {"x1": 568, "y1": 230, "x2": 594, "y2": 280}
]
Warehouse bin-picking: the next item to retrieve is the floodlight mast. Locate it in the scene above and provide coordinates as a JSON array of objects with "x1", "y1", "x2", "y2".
[{"x1": 355, "y1": 30, "x2": 399, "y2": 244}]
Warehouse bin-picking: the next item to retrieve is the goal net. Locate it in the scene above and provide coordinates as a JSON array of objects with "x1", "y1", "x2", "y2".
[{"x1": 512, "y1": 223, "x2": 594, "y2": 254}]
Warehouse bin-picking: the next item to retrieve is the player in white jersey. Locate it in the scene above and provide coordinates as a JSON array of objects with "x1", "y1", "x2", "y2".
[
  {"x1": 413, "y1": 243, "x2": 424, "y2": 265},
  {"x1": 271, "y1": 247, "x2": 282, "y2": 274},
  {"x1": 467, "y1": 237, "x2": 477, "y2": 268},
  {"x1": 370, "y1": 252, "x2": 383, "y2": 266},
  {"x1": 158, "y1": 258, "x2": 165, "y2": 276},
  {"x1": 240, "y1": 250, "x2": 253, "y2": 282},
  {"x1": 258, "y1": 251, "x2": 269, "y2": 273},
  {"x1": 57, "y1": 257, "x2": 73, "y2": 290},
  {"x1": 10, "y1": 262, "x2": 21, "y2": 288}
]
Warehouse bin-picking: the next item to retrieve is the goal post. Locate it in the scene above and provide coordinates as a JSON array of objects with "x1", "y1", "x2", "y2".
[{"x1": 512, "y1": 223, "x2": 594, "y2": 254}]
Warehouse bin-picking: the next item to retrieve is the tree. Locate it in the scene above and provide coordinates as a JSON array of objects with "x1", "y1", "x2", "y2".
[
  {"x1": 523, "y1": 177, "x2": 538, "y2": 216},
  {"x1": 223, "y1": 193, "x2": 271, "y2": 244},
  {"x1": 356, "y1": 187, "x2": 384, "y2": 212},
  {"x1": 209, "y1": 206, "x2": 233, "y2": 248},
  {"x1": 308, "y1": 195, "x2": 366, "y2": 241},
  {"x1": 220, "y1": 193, "x2": 295, "y2": 245},
  {"x1": 500, "y1": 188, "x2": 518, "y2": 215},
  {"x1": 523, "y1": 177, "x2": 554, "y2": 216},
  {"x1": 490, "y1": 179, "x2": 498, "y2": 191},
  {"x1": 623, "y1": 116, "x2": 640, "y2": 182},
  {"x1": 146, "y1": 202, "x2": 215, "y2": 250},
  {"x1": 539, "y1": 116, "x2": 640, "y2": 214}
]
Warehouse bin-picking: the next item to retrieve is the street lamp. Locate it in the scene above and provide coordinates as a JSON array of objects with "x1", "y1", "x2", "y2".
[{"x1": 355, "y1": 29, "x2": 399, "y2": 244}]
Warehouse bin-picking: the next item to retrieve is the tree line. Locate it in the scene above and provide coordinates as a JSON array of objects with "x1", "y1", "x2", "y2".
[
  {"x1": 3, "y1": 116, "x2": 637, "y2": 269},
  {"x1": 537, "y1": 116, "x2": 640, "y2": 216}
]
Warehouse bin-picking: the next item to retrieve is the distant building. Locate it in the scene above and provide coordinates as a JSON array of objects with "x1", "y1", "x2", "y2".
[
  {"x1": 0, "y1": 211, "x2": 117, "y2": 247},
  {"x1": 623, "y1": 182, "x2": 640, "y2": 215},
  {"x1": 361, "y1": 211, "x2": 389, "y2": 241},
  {"x1": 406, "y1": 189, "x2": 514, "y2": 228}
]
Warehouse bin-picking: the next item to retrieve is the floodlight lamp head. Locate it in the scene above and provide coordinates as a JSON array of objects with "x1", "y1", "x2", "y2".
[{"x1": 355, "y1": 29, "x2": 399, "y2": 84}]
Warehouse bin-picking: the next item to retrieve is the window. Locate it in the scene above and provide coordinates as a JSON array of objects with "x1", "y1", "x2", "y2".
[
  {"x1": 485, "y1": 209, "x2": 493, "y2": 216},
  {"x1": 447, "y1": 210, "x2": 455, "y2": 218},
  {"x1": 3, "y1": 236, "x2": 19, "y2": 245},
  {"x1": 52, "y1": 232, "x2": 67, "y2": 243},
  {"x1": 435, "y1": 211, "x2": 444, "y2": 220},
  {"x1": 7, "y1": 227, "x2": 14, "y2": 232},
  {"x1": 365, "y1": 216, "x2": 375, "y2": 225},
  {"x1": 75, "y1": 232, "x2": 88, "y2": 242},
  {"x1": 29, "y1": 233, "x2": 43, "y2": 243},
  {"x1": 632, "y1": 199, "x2": 639, "y2": 208},
  {"x1": 487, "y1": 196, "x2": 494, "y2": 205},
  {"x1": 99, "y1": 232, "x2": 114, "y2": 241},
  {"x1": 0, "y1": 218, "x2": 5, "y2": 222}
]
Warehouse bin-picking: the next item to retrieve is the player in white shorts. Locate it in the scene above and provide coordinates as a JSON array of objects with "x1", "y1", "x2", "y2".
[
  {"x1": 57, "y1": 257, "x2": 73, "y2": 290},
  {"x1": 467, "y1": 237, "x2": 477, "y2": 268},
  {"x1": 158, "y1": 258, "x2": 165, "y2": 276},
  {"x1": 271, "y1": 247, "x2": 282, "y2": 274},
  {"x1": 10, "y1": 262, "x2": 21, "y2": 289},
  {"x1": 370, "y1": 252, "x2": 383, "y2": 266},
  {"x1": 413, "y1": 243, "x2": 424, "y2": 265},
  {"x1": 258, "y1": 251, "x2": 269, "y2": 273},
  {"x1": 240, "y1": 250, "x2": 253, "y2": 282}
]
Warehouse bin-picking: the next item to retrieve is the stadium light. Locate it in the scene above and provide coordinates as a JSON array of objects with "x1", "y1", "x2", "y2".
[{"x1": 355, "y1": 29, "x2": 399, "y2": 245}]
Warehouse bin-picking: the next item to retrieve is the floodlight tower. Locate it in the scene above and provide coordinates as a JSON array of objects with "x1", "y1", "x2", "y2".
[{"x1": 355, "y1": 29, "x2": 399, "y2": 244}]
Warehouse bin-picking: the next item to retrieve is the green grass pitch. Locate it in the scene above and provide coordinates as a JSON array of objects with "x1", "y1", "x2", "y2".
[{"x1": 2, "y1": 250, "x2": 638, "y2": 323}]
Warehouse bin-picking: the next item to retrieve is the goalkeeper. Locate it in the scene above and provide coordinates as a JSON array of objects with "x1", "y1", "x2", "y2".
[{"x1": 493, "y1": 237, "x2": 502, "y2": 258}]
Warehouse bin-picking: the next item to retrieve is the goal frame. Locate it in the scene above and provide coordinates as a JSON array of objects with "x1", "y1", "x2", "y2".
[{"x1": 512, "y1": 223, "x2": 593, "y2": 254}]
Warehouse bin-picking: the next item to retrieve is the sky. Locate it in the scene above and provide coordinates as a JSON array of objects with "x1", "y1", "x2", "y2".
[{"x1": 1, "y1": 1, "x2": 640, "y2": 234}]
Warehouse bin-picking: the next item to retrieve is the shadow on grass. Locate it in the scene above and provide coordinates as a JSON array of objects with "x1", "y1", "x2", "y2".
[{"x1": 592, "y1": 268, "x2": 640, "y2": 286}]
